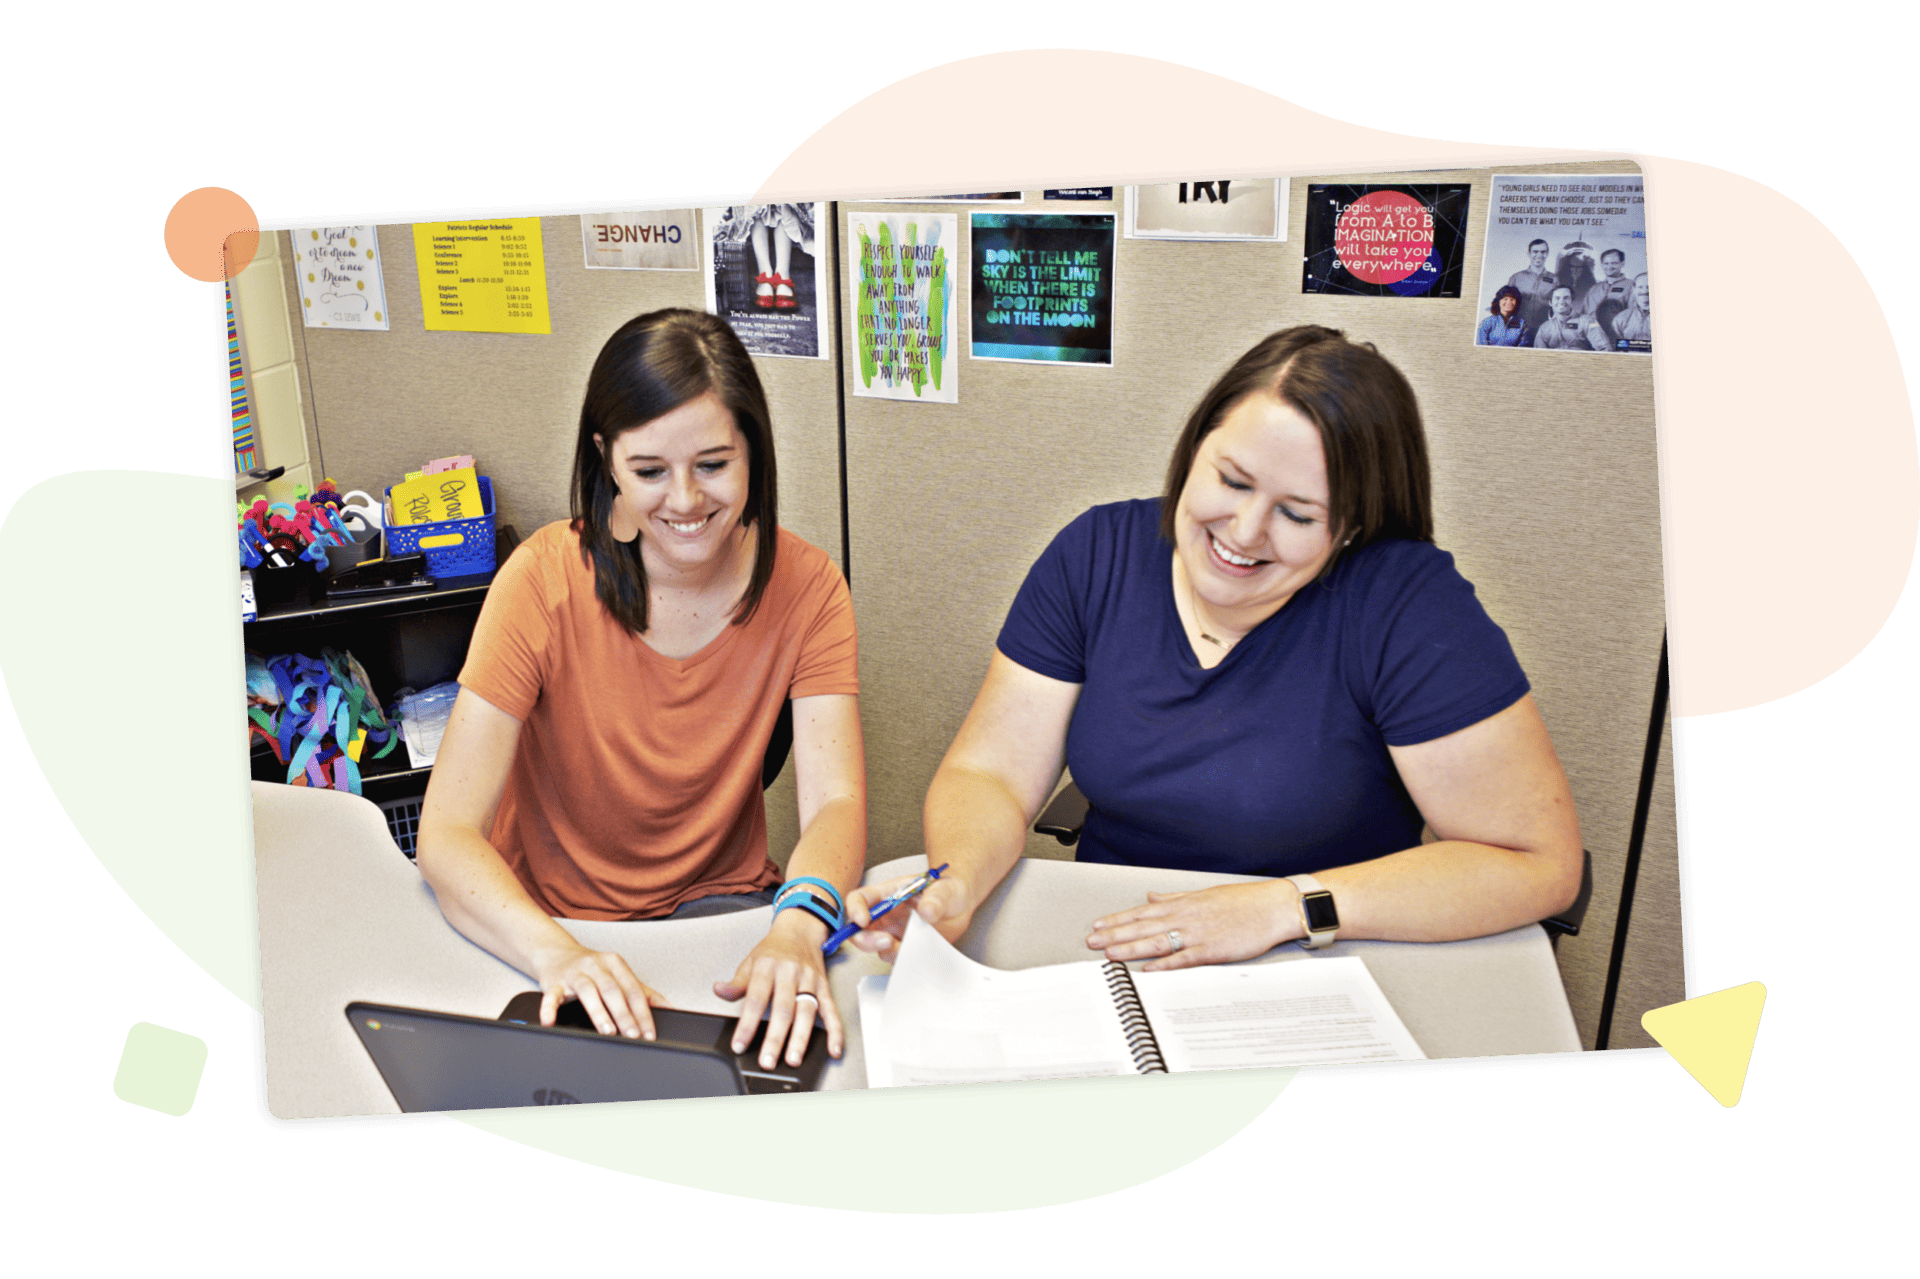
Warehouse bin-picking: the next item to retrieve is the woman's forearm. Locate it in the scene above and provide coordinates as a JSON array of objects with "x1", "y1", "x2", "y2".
[
  {"x1": 416, "y1": 822, "x2": 587, "y2": 979},
  {"x1": 922, "y1": 761, "x2": 1037, "y2": 920},
  {"x1": 783, "y1": 793, "x2": 866, "y2": 901},
  {"x1": 1313, "y1": 836, "x2": 1583, "y2": 943}
]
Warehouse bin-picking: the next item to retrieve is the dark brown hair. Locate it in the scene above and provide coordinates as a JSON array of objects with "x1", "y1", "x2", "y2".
[
  {"x1": 570, "y1": 309, "x2": 778, "y2": 634},
  {"x1": 1159, "y1": 325, "x2": 1433, "y2": 573}
]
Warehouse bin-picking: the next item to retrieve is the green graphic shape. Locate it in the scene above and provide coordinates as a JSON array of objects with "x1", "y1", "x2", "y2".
[
  {"x1": 467, "y1": 1066, "x2": 1290, "y2": 1211},
  {"x1": 1, "y1": 470, "x2": 1290, "y2": 1208},
  {"x1": 115, "y1": 1022, "x2": 209, "y2": 1116},
  {"x1": 0, "y1": 472, "x2": 260, "y2": 1006}
]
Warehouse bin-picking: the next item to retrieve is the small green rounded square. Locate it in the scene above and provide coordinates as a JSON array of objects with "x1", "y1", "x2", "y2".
[{"x1": 114, "y1": 1023, "x2": 208, "y2": 1116}]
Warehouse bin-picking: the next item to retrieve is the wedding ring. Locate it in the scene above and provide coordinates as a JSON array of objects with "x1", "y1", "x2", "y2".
[
  {"x1": 1166, "y1": 929, "x2": 1184, "y2": 954},
  {"x1": 794, "y1": 992, "x2": 819, "y2": 1007}
]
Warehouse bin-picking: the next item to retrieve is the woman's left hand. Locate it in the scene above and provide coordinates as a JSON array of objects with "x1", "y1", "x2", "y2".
[
  {"x1": 713, "y1": 908, "x2": 843, "y2": 1068},
  {"x1": 1085, "y1": 881, "x2": 1298, "y2": 971}
]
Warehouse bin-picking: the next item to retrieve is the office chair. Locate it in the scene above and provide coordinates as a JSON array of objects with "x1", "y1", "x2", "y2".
[
  {"x1": 761, "y1": 699, "x2": 794, "y2": 790},
  {"x1": 1033, "y1": 779, "x2": 1594, "y2": 945}
]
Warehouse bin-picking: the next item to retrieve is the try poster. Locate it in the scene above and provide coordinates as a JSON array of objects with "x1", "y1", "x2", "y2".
[
  {"x1": 969, "y1": 212, "x2": 1115, "y2": 366},
  {"x1": 702, "y1": 203, "x2": 829, "y2": 360},
  {"x1": 1301, "y1": 185, "x2": 1470, "y2": 298},
  {"x1": 848, "y1": 211, "x2": 958, "y2": 403},
  {"x1": 1125, "y1": 179, "x2": 1286, "y2": 241},
  {"x1": 1474, "y1": 174, "x2": 1649, "y2": 353}
]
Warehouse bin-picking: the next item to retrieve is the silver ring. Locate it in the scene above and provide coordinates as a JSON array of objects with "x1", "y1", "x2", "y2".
[
  {"x1": 1166, "y1": 929, "x2": 1184, "y2": 955},
  {"x1": 794, "y1": 992, "x2": 819, "y2": 1006}
]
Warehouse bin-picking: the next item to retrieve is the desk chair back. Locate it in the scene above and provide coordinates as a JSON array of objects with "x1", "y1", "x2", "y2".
[{"x1": 1033, "y1": 780, "x2": 1593, "y2": 945}]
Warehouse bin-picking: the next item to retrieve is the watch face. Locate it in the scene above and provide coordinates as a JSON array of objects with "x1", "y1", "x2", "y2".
[{"x1": 1301, "y1": 891, "x2": 1340, "y2": 933}]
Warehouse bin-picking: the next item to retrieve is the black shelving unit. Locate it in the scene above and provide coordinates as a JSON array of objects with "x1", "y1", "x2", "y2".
[{"x1": 246, "y1": 528, "x2": 520, "y2": 848}]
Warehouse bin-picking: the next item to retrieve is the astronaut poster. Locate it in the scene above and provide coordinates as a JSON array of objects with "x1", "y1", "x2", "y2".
[{"x1": 1473, "y1": 174, "x2": 1649, "y2": 354}]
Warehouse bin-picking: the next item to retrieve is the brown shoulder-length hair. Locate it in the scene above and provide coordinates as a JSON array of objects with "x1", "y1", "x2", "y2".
[
  {"x1": 1159, "y1": 325, "x2": 1433, "y2": 575},
  {"x1": 570, "y1": 308, "x2": 779, "y2": 635}
]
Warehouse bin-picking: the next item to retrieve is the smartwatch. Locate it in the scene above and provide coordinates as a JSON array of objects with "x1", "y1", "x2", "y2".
[{"x1": 1285, "y1": 873, "x2": 1340, "y2": 949}]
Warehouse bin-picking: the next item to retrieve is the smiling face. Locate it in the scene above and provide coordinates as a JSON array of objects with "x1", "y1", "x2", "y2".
[
  {"x1": 1633, "y1": 275, "x2": 1650, "y2": 310},
  {"x1": 1528, "y1": 240, "x2": 1550, "y2": 271},
  {"x1": 1173, "y1": 390, "x2": 1338, "y2": 635},
  {"x1": 1550, "y1": 286, "x2": 1574, "y2": 318},
  {"x1": 1498, "y1": 293, "x2": 1518, "y2": 316},
  {"x1": 597, "y1": 390, "x2": 751, "y2": 580},
  {"x1": 1601, "y1": 249, "x2": 1627, "y2": 279}
]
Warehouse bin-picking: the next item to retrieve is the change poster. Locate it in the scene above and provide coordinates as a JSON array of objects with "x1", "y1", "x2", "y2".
[
  {"x1": 1301, "y1": 185, "x2": 1470, "y2": 298},
  {"x1": 410, "y1": 218, "x2": 550, "y2": 334},
  {"x1": 969, "y1": 212, "x2": 1115, "y2": 366},
  {"x1": 581, "y1": 210, "x2": 697, "y2": 270},
  {"x1": 849, "y1": 211, "x2": 958, "y2": 403}
]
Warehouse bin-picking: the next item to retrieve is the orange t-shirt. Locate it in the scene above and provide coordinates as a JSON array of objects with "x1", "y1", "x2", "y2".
[{"x1": 457, "y1": 521, "x2": 859, "y2": 919}]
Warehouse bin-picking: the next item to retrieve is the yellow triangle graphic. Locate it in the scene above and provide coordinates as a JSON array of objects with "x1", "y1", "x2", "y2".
[{"x1": 1641, "y1": 982, "x2": 1766, "y2": 1107}]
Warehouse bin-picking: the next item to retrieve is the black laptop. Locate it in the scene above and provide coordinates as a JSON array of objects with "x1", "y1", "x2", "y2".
[{"x1": 346, "y1": 994, "x2": 828, "y2": 1112}]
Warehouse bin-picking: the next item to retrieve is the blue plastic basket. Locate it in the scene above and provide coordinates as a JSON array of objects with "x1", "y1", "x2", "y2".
[{"x1": 383, "y1": 475, "x2": 497, "y2": 577}]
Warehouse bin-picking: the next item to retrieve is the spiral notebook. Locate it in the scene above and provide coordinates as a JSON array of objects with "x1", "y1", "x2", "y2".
[{"x1": 860, "y1": 914, "x2": 1425, "y2": 1087}]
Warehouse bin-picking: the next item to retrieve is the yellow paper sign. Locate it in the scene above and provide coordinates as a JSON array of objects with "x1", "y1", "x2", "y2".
[
  {"x1": 390, "y1": 466, "x2": 481, "y2": 527},
  {"x1": 411, "y1": 219, "x2": 550, "y2": 334}
]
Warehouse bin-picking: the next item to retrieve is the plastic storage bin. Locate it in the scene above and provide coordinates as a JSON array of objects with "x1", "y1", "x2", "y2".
[{"x1": 383, "y1": 476, "x2": 496, "y2": 577}]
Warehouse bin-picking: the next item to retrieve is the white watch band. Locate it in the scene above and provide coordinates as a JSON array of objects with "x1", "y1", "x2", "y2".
[{"x1": 1286, "y1": 873, "x2": 1339, "y2": 949}]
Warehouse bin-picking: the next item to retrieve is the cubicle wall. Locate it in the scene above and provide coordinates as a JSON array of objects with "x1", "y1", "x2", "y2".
[{"x1": 238, "y1": 160, "x2": 1680, "y2": 1051}]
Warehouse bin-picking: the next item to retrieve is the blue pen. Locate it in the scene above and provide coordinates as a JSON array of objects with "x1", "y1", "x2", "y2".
[{"x1": 822, "y1": 863, "x2": 949, "y2": 956}]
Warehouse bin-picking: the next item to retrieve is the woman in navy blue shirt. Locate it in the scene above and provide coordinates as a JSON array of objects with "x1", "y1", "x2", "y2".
[{"x1": 850, "y1": 326, "x2": 1582, "y2": 970}]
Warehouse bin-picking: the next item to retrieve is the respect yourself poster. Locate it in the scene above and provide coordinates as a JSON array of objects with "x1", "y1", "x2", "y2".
[{"x1": 848, "y1": 210, "x2": 958, "y2": 402}]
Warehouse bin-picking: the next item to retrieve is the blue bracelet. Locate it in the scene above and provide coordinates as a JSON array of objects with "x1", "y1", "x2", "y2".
[
  {"x1": 773, "y1": 892, "x2": 843, "y2": 934},
  {"x1": 774, "y1": 876, "x2": 845, "y2": 921}
]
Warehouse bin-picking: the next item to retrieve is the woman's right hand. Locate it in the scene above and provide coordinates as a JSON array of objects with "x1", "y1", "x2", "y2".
[
  {"x1": 533, "y1": 942, "x2": 664, "y2": 1040},
  {"x1": 844, "y1": 872, "x2": 975, "y2": 957}
]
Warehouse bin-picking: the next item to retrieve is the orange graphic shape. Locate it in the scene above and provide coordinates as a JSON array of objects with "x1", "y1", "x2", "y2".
[
  {"x1": 164, "y1": 187, "x2": 258, "y2": 281},
  {"x1": 757, "y1": 52, "x2": 1917, "y2": 719},
  {"x1": 1641, "y1": 982, "x2": 1766, "y2": 1107},
  {"x1": 1647, "y1": 162, "x2": 1916, "y2": 716}
]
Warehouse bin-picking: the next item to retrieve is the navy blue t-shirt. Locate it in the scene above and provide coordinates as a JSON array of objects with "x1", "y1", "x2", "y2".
[{"x1": 996, "y1": 499, "x2": 1530, "y2": 878}]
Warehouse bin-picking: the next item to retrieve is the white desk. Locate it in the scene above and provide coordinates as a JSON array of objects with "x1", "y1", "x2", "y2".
[{"x1": 252, "y1": 782, "x2": 1581, "y2": 1118}]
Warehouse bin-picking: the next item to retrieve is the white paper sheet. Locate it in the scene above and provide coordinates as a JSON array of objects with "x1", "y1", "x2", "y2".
[
  {"x1": 1133, "y1": 957, "x2": 1426, "y2": 1070},
  {"x1": 871, "y1": 914, "x2": 1136, "y2": 1086}
]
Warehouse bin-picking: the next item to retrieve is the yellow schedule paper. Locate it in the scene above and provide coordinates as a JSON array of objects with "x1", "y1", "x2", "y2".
[{"x1": 411, "y1": 219, "x2": 550, "y2": 333}]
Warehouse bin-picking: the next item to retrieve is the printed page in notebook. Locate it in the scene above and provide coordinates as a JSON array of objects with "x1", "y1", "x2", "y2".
[
  {"x1": 871, "y1": 914, "x2": 1139, "y2": 1085},
  {"x1": 1132, "y1": 956, "x2": 1427, "y2": 1070}
]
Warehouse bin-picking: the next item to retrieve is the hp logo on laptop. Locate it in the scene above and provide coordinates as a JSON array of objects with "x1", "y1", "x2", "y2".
[{"x1": 531, "y1": 1088, "x2": 582, "y2": 1105}]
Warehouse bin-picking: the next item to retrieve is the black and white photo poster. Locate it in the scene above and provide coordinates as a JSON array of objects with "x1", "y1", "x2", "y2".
[{"x1": 1475, "y1": 175, "x2": 1649, "y2": 353}]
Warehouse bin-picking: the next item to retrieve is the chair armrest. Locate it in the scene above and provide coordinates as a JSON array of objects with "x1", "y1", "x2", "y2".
[
  {"x1": 1540, "y1": 848, "x2": 1594, "y2": 940},
  {"x1": 1033, "y1": 780, "x2": 1089, "y2": 847}
]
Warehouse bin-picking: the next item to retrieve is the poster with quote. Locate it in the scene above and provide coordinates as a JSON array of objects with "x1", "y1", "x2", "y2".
[
  {"x1": 870, "y1": 192, "x2": 1022, "y2": 202},
  {"x1": 1125, "y1": 179, "x2": 1286, "y2": 240},
  {"x1": 409, "y1": 218, "x2": 550, "y2": 334},
  {"x1": 849, "y1": 211, "x2": 958, "y2": 402},
  {"x1": 702, "y1": 203, "x2": 828, "y2": 360},
  {"x1": 580, "y1": 210, "x2": 697, "y2": 270},
  {"x1": 1475, "y1": 174, "x2": 1649, "y2": 353},
  {"x1": 970, "y1": 212, "x2": 1115, "y2": 365},
  {"x1": 1301, "y1": 184, "x2": 1470, "y2": 298},
  {"x1": 292, "y1": 226, "x2": 389, "y2": 330}
]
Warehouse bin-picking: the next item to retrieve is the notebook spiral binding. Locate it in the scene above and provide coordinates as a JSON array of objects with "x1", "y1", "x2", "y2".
[{"x1": 1102, "y1": 961, "x2": 1168, "y2": 1074}]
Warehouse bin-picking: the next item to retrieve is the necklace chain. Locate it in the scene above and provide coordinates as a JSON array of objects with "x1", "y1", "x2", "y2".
[{"x1": 1179, "y1": 562, "x2": 1235, "y2": 649}]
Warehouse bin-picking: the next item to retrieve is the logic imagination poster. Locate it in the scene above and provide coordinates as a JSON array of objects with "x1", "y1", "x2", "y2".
[{"x1": 849, "y1": 211, "x2": 958, "y2": 402}]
